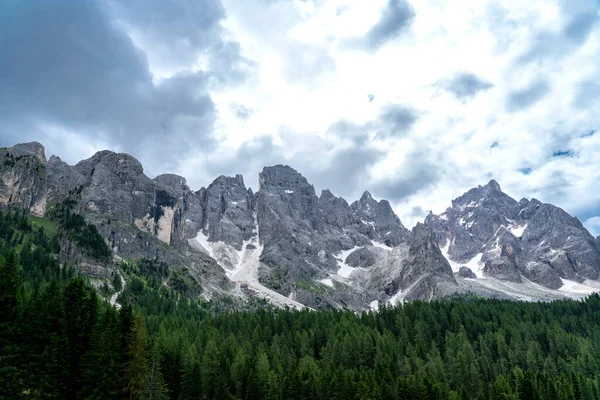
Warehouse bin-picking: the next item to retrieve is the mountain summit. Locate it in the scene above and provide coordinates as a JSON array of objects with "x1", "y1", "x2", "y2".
[{"x1": 2, "y1": 142, "x2": 599, "y2": 309}]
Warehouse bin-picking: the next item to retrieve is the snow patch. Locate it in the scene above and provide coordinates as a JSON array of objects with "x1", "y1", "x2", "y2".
[
  {"x1": 335, "y1": 246, "x2": 362, "y2": 278},
  {"x1": 389, "y1": 290, "x2": 403, "y2": 306},
  {"x1": 190, "y1": 227, "x2": 215, "y2": 259},
  {"x1": 361, "y1": 219, "x2": 376, "y2": 228},
  {"x1": 509, "y1": 224, "x2": 527, "y2": 238},
  {"x1": 466, "y1": 253, "x2": 485, "y2": 278},
  {"x1": 369, "y1": 300, "x2": 379, "y2": 311},
  {"x1": 559, "y1": 279, "x2": 600, "y2": 295},
  {"x1": 371, "y1": 240, "x2": 392, "y2": 251},
  {"x1": 190, "y1": 219, "x2": 308, "y2": 310},
  {"x1": 440, "y1": 242, "x2": 484, "y2": 276},
  {"x1": 319, "y1": 278, "x2": 334, "y2": 288},
  {"x1": 440, "y1": 242, "x2": 462, "y2": 273},
  {"x1": 285, "y1": 190, "x2": 294, "y2": 194}
]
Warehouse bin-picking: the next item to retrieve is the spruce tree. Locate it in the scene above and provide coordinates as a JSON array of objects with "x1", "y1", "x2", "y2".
[{"x1": 124, "y1": 315, "x2": 149, "y2": 400}]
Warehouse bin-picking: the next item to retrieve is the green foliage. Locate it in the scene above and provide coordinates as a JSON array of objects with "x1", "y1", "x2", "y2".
[
  {"x1": 263, "y1": 267, "x2": 284, "y2": 290},
  {"x1": 49, "y1": 201, "x2": 111, "y2": 261},
  {"x1": 0, "y1": 210, "x2": 136, "y2": 399},
  {"x1": 113, "y1": 272, "x2": 123, "y2": 292},
  {"x1": 295, "y1": 279, "x2": 326, "y2": 294},
  {"x1": 30, "y1": 215, "x2": 58, "y2": 237}
]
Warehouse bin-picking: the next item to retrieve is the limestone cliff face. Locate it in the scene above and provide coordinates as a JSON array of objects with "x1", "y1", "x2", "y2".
[
  {"x1": 6, "y1": 140, "x2": 600, "y2": 309},
  {"x1": 47, "y1": 150, "x2": 185, "y2": 246},
  {"x1": 0, "y1": 142, "x2": 47, "y2": 216}
]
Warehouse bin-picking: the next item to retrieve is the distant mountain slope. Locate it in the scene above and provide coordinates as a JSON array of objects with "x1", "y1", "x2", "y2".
[
  {"x1": 426, "y1": 180, "x2": 600, "y2": 296},
  {"x1": 1, "y1": 142, "x2": 599, "y2": 308}
]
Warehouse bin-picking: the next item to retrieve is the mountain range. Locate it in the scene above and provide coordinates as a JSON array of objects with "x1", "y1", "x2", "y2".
[{"x1": 2, "y1": 141, "x2": 600, "y2": 309}]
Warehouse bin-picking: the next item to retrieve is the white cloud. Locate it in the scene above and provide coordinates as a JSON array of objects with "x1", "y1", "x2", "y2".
[
  {"x1": 584, "y1": 217, "x2": 600, "y2": 237},
  {"x1": 196, "y1": 0, "x2": 600, "y2": 230},
  {"x1": 2, "y1": 0, "x2": 599, "y2": 232}
]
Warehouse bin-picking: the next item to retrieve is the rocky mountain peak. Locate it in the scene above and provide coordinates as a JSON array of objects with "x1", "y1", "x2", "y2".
[
  {"x1": 8, "y1": 142, "x2": 47, "y2": 163},
  {"x1": 75, "y1": 150, "x2": 144, "y2": 179},
  {"x1": 319, "y1": 189, "x2": 335, "y2": 200},
  {"x1": 484, "y1": 179, "x2": 502, "y2": 192},
  {"x1": 259, "y1": 165, "x2": 310, "y2": 192},
  {"x1": 154, "y1": 174, "x2": 190, "y2": 198},
  {"x1": 360, "y1": 190, "x2": 373, "y2": 201},
  {"x1": 1, "y1": 142, "x2": 48, "y2": 216},
  {"x1": 209, "y1": 174, "x2": 246, "y2": 190}
]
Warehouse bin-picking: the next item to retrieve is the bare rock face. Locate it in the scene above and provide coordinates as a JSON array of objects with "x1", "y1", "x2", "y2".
[
  {"x1": 46, "y1": 155, "x2": 86, "y2": 203},
  {"x1": 48, "y1": 150, "x2": 184, "y2": 245},
  {"x1": 200, "y1": 175, "x2": 256, "y2": 250},
  {"x1": 249, "y1": 165, "x2": 419, "y2": 307},
  {"x1": 0, "y1": 142, "x2": 47, "y2": 216},
  {"x1": 43, "y1": 149, "x2": 232, "y2": 296},
  {"x1": 8, "y1": 140, "x2": 600, "y2": 309},
  {"x1": 351, "y1": 191, "x2": 409, "y2": 246},
  {"x1": 427, "y1": 180, "x2": 600, "y2": 288},
  {"x1": 394, "y1": 223, "x2": 458, "y2": 300},
  {"x1": 483, "y1": 258, "x2": 522, "y2": 283},
  {"x1": 345, "y1": 247, "x2": 376, "y2": 268},
  {"x1": 457, "y1": 267, "x2": 476, "y2": 279}
]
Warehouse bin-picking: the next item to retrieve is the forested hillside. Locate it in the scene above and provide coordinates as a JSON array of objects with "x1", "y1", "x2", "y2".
[{"x1": 1, "y1": 209, "x2": 600, "y2": 400}]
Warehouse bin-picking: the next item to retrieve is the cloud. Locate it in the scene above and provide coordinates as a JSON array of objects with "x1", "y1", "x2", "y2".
[
  {"x1": 106, "y1": 0, "x2": 254, "y2": 80},
  {"x1": 281, "y1": 43, "x2": 336, "y2": 85},
  {"x1": 441, "y1": 72, "x2": 494, "y2": 99},
  {"x1": 575, "y1": 80, "x2": 600, "y2": 108},
  {"x1": 506, "y1": 80, "x2": 551, "y2": 112},
  {"x1": 230, "y1": 103, "x2": 253, "y2": 120},
  {"x1": 377, "y1": 105, "x2": 419, "y2": 138},
  {"x1": 371, "y1": 149, "x2": 443, "y2": 201},
  {"x1": 0, "y1": 0, "x2": 250, "y2": 172},
  {"x1": 517, "y1": 2, "x2": 599, "y2": 64},
  {"x1": 2, "y1": 0, "x2": 600, "y2": 234},
  {"x1": 345, "y1": 0, "x2": 416, "y2": 51},
  {"x1": 584, "y1": 216, "x2": 600, "y2": 236},
  {"x1": 187, "y1": 118, "x2": 389, "y2": 200}
]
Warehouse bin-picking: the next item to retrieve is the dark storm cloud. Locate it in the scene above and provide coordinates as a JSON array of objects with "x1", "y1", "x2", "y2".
[
  {"x1": 441, "y1": 72, "x2": 494, "y2": 99},
  {"x1": 325, "y1": 105, "x2": 418, "y2": 144},
  {"x1": 377, "y1": 105, "x2": 418, "y2": 138},
  {"x1": 344, "y1": 0, "x2": 415, "y2": 51},
  {"x1": 506, "y1": 80, "x2": 551, "y2": 112},
  {"x1": 303, "y1": 146, "x2": 386, "y2": 199},
  {"x1": 326, "y1": 120, "x2": 371, "y2": 145},
  {"x1": 372, "y1": 150, "x2": 441, "y2": 201},
  {"x1": 0, "y1": 0, "x2": 251, "y2": 170},
  {"x1": 107, "y1": 0, "x2": 254, "y2": 81},
  {"x1": 364, "y1": 0, "x2": 415, "y2": 49}
]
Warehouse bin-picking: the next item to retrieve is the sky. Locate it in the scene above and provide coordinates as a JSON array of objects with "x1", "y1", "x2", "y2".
[{"x1": 1, "y1": 0, "x2": 599, "y2": 235}]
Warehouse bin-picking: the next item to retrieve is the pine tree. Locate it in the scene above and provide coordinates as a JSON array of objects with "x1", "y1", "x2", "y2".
[
  {"x1": 124, "y1": 315, "x2": 149, "y2": 400},
  {"x1": 0, "y1": 252, "x2": 23, "y2": 399},
  {"x1": 80, "y1": 307, "x2": 122, "y2": 399},
  {"x1": 179, "y1": 347, "x2": 202, "y2": 400},
  {"x1": 142, "y1": 346, "x2": 168, "y2": 400},
  {"x1": 0, "y1": 251, "x2": 20, "y2": 338}
]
